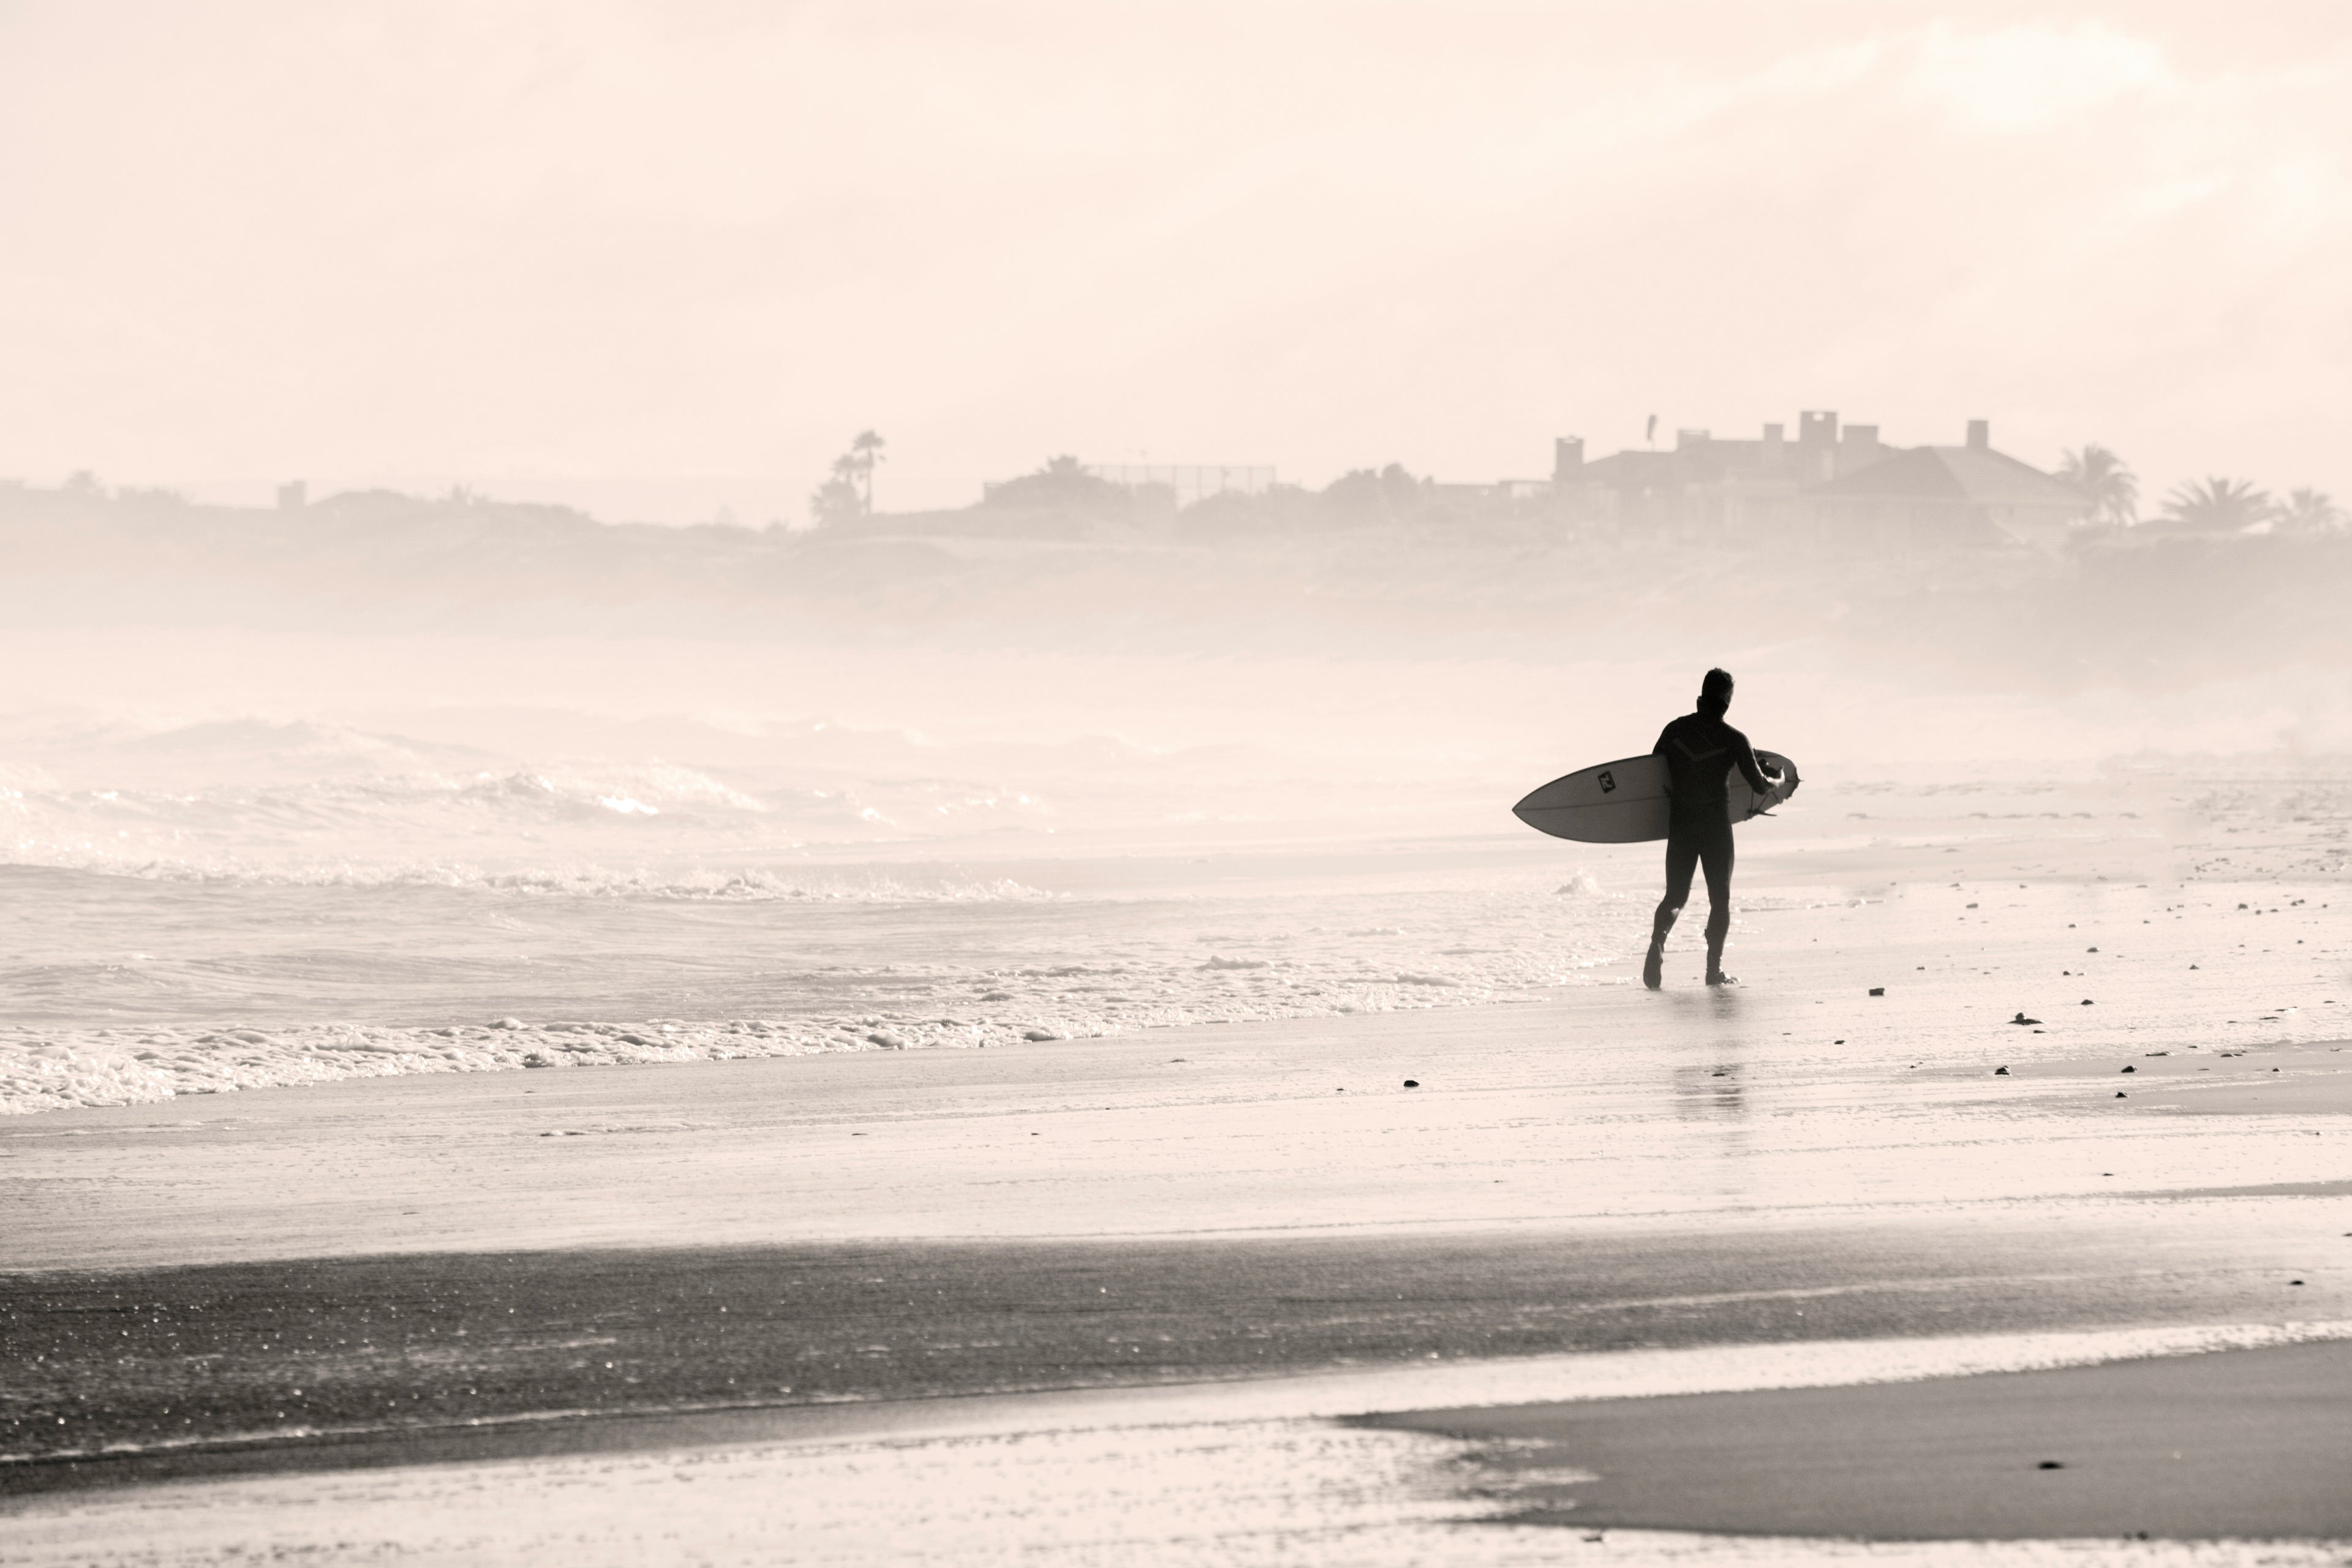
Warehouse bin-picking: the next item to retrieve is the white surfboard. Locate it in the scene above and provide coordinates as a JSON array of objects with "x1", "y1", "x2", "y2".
[{"x1": 1513, "y1": 751, "x2": 1799, "y2": 844}]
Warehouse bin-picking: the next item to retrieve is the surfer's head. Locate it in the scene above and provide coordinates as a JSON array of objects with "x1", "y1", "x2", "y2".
[{"x1": 1698, "y1": 668, "x2": 1734, "y2": 717}]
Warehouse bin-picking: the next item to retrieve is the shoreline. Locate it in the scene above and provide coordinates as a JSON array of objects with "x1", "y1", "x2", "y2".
[
  {"x1": 8, "y1": 875, "x2": 2349, "y2": 1558},
  {"x1": 9, "y1": 799, "x2": 2337, "y2": 1120},
  {"x1": 8, "y1": 970, "x2": 2347, "y2": 1273}
]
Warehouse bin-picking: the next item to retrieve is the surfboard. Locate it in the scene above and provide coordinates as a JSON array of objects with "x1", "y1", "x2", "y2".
[{"x1": 1512, "y1": 751, "x2": 1799, "y2": 843}]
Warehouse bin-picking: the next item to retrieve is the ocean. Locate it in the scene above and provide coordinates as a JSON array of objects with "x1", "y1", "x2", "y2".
[{"x1": 0, "y1": 709, "x2": 1626, "y2": 1115}]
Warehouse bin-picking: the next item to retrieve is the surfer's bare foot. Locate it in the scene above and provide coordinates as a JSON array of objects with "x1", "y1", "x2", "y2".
[
  {"x1": 1705, "y1": 970, "x2": 1737, "y2": 987},
  {"x1": 1642, "y1": 945, "x2": 1664, "y2": 990}
]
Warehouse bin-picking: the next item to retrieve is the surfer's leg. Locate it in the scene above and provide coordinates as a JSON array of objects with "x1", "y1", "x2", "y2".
[
  {"x1": 1700, "y1": 823, "x2": 1736, "y2": 983},
  {"x1": 1648, "y1": 830, "x2": 1698, "y2": 988}
]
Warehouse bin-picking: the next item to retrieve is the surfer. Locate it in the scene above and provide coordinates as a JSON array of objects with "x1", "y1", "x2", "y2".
[{"x1": 1645, "y1": 668, "x2": 1782, "y2": 989}]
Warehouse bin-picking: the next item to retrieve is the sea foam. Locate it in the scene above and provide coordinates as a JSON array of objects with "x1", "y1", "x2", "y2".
[{"x1": 0, "y1": 872, "x2": 1624, "y2": 1114}]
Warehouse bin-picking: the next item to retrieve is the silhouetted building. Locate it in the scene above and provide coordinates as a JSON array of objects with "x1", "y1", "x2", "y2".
[
  {"x1": 1804, "y1": 426, "x2": 2089, "y2": 551},
  {"x1": 1553, "y1": 413, "x2": 2085, "y2": 549}
]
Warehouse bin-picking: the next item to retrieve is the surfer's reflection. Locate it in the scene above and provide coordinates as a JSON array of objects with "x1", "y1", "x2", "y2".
[
  {"x1": 1671, "y1": 1060, "x2": 1749, "y2": 1120},
  {"x1": 1644, "y1": 668, "x2": 1784, "y2": 990},
  {"x1": 1670, "y1": 1050, "x2": 1755, "y2": 1197}
]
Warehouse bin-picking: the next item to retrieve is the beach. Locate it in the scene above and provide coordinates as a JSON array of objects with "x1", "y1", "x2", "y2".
[{"x1": 6, "y1": 792, "x2": 2349, "y2": 1561}]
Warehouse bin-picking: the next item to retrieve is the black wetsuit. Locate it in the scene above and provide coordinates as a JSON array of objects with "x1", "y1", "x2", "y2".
[{"x1": 1650, "y1": 709, "x2": 1776, "y2": 967}]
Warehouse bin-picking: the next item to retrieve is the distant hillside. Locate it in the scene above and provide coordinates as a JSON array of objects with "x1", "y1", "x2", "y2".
[{"x1": 4, "y1": 483, "x2": 2346, "y2": 690}]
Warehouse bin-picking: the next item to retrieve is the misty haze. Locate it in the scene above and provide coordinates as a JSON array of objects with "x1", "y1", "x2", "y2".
[{"x1": 5, "y1": 6, "x2": 2350, "y2": 1564}]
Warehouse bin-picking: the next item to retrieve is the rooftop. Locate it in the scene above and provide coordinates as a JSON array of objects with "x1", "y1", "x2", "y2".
[{"x1": 1806, "y1": 445, "x2": 2085, "y2": 507}]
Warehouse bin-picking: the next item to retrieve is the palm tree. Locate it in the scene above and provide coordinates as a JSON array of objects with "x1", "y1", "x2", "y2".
[
  {"x1": 808, "y1": 454, "x2": 864, "y2": 527},
  {"x1": 2157, "y1": 477, "x2": 2274, "y2": 534},
  {"x1": 2056, "y1": 445, "x2": 2137, "y2": 526},
  {"x1": 849, "y1": 430, "x2": 886, "y2": 515},
  {"x1": 2275, "y1": 487, "x2": 2346, "y2": 535}
]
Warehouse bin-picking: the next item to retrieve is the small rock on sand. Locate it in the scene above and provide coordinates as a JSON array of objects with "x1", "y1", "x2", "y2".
[
  {"x1": 1869, "y1": 987, "x2": 1885, "y2": 997},
  {"x1": 1403, "y1": 1079, "x2": 1420, "y2": 1088},
  {"x1": 1994, "y1": 1066, "x2": 2010, "y2": 1075}
]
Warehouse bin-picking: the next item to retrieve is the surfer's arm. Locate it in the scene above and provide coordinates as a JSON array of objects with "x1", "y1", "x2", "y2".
[{"x1": 1731, "y1": 732, "x2": 1779, "y2": 793}]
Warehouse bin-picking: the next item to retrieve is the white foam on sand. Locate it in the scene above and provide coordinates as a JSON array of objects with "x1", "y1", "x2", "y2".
[
  {"x1": 0, "y1": 871, "x2": 1627, "y2": 1114},
  {"x1": 8, "y1": 1324, "x2": 2350, "y2": 1567},
  {"x1": 12, "y1": 862, "x2": 2350, "y2": 1118}
]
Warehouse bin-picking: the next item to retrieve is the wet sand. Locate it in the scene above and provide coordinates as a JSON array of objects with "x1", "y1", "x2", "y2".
[
  {"x1": 5, "y1": 867, "x2": 2350, "y2": 1556},
  {"x1": 7, "y1": 876, "x2": 2347, "y2": 1272},
  {"x1": 9, "y1": 1328, "x2": 2352, "y2": 1565},
  {"x1": 10, "y1": 1213, "x2": 2345, "y2": 1493},
  {"x1": 1366, "y1": 1338, "x2": 2352, "y2": 1540}
]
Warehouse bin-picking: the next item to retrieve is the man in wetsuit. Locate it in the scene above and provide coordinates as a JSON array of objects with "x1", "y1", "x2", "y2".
[{"x1": 1644, "y1": 668, "x2": 1781, "y2": 989}]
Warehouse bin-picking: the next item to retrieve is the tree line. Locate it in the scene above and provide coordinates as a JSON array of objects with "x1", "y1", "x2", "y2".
[{"x1": 2058, "y1": 445, "x2": 2343, "y2": 536}]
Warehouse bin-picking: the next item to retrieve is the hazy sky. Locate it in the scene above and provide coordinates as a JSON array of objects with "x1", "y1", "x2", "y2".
[{"x1": 4, "y1": 1, "x2": 2347, "y2": 522}]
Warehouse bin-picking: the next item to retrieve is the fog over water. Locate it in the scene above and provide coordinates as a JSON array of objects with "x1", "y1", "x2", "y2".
[{"x1": 3, "y1": 475, "x2": 2347, "y2": 1114}]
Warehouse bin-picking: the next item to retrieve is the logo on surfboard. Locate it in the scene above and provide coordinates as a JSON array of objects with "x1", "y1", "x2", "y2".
[{"x1": 1598, "y1": 769, "x2": 1616, "y2": 793}]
